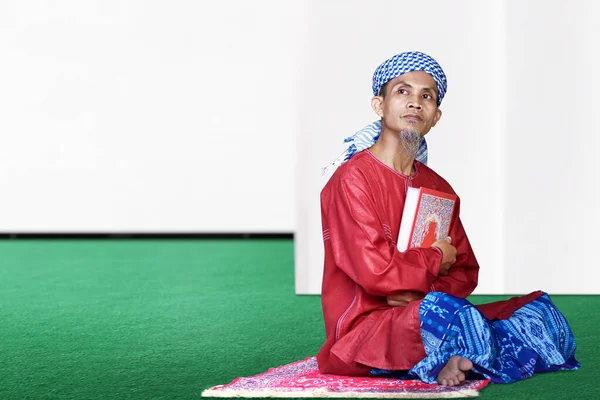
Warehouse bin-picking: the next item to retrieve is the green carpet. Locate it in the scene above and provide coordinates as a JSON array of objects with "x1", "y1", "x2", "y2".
[{"x1": 0, "y1": 239, "x2": 597, "y2": 400}]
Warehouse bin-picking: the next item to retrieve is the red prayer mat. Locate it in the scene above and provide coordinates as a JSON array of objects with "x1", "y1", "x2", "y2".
[{"x1": 202, "y1": 357, "x2": 490, "y2": 398}]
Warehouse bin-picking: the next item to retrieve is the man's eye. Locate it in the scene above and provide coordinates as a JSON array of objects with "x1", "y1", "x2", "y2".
[
  {"x1": 422, "y1": 93, "x2": 432, "y2": 100},
  {"x1": 398, "y1": 88, "x2": 407, "y2": 94}
]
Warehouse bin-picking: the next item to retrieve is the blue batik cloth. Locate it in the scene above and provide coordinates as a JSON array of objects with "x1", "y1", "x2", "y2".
[
  {"x1": 371, "y1": 292, "x2": 580, "y2": 383},
  {"x1": 413, "y1": 292, "x2": 580, "y2": 383}
]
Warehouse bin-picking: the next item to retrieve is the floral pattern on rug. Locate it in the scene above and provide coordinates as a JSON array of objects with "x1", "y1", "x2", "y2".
[{"x1": 203, "y1": 357, "x2": 489, "y2": 397}]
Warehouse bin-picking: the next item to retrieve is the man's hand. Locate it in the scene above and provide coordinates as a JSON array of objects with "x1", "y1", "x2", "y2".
[
  {"x1": 386, "y1": 237, "x2": 456, "y2": 306},
  {"x1": 433, "y1": 237, "x2": 457, "y2": 276},
  {"x1": 386, "y1": 291, "x2": 425, "y2": 307}
]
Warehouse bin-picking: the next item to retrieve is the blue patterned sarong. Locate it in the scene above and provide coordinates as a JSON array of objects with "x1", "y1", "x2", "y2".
[
  {"x1": 411, "y1": 292, "x2": 580, "y2": 383},
  {"x1": 371, "y1": 292, "x2": 580, "y2": 383}
]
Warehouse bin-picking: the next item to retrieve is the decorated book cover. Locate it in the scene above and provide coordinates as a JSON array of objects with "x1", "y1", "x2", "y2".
[{"x1": 397, "y1": 187, "x2": 458, "y2": 252}]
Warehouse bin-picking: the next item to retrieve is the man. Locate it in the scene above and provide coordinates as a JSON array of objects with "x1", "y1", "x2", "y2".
[{"x1": 317, "y1": 51, "x2": 579, "y2": 386}]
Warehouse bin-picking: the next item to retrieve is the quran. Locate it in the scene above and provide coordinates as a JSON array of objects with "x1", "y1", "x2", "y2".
[{"x1": 397, "y1": 187, "x2": 458, "y2": 251}]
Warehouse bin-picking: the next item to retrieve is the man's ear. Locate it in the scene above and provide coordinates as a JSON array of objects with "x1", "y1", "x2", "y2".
[
  {"x1": 371, "y1": 96, "x2": 384, "y2": 118},
  {"x1": 431, "y1": 108, "x2": 442, "y2": 127}
]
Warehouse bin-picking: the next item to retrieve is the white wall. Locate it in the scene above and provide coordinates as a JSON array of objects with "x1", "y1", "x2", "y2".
[
  {"x1": 503, "y1": 0, "x2": 600, "y2": 293},
  {"x1": 295, "y1": 0, "x2": 600, "y2": 295},
  {"x1": 0, "y1": 0, "x2": 303, "y2": 232}
]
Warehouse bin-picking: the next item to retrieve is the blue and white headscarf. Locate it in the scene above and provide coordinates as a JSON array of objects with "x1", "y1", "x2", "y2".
[{"x1": 323, "y1": 51, "x2": 447, "y2": 174}]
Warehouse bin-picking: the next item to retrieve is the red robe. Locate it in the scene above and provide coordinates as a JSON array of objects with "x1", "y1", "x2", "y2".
[{"x1": 317, "y1": 150, "x2": 542, "y2": 376}]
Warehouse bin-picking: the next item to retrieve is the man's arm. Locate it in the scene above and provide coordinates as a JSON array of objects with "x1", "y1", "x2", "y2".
[
  {"x1": 323, "y1": 173, "x2": 443, "y2": 297},
  {"x1": 386, "y1": 202, "x2": 479, "y2": 305}
]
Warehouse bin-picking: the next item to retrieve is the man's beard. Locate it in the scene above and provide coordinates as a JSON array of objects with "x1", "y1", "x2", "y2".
[{"x1": 399, "y1": 129, "x2": 422, "y2": 158}]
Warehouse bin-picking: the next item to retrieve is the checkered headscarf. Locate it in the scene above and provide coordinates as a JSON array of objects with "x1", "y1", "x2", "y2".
[
  {"x1": 372, "y1": 51, "x2": 447, "y2": 106},
  {"x1": 323, "y1": 51, "x2": 447, "y2": 174}
]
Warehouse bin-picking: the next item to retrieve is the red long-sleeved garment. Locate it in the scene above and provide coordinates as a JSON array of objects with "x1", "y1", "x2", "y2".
[{"x1": 317, "y1": 150, "x2": 542, "y2": 376}]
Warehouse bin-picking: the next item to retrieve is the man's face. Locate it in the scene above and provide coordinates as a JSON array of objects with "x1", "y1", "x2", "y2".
[{"x1": 372, "y1": 70, "x2": 442, "y2": 136}]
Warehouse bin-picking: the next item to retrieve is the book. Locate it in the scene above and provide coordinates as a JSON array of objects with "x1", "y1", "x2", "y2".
[{"x1": 397, "y1": 187, "x2": 458, "y2": 252}]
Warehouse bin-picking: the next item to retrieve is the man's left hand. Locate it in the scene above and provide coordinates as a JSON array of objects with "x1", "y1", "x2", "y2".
[{"x1": 386, "y1": 291, "x2": 425, "y2": 307}]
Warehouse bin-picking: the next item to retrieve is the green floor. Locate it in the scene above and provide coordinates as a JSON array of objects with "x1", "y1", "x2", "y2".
[{"x1": 0, "y1": 239, "x2": 597, "y2": 400}]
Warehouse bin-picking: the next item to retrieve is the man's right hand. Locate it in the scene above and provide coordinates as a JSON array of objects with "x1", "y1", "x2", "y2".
[{"x1": 432, "y1": 237, "x2": 457, "y2": 276}]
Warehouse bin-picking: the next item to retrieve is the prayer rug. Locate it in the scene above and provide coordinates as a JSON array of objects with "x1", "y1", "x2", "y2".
[{"x1": 202, "y1": 357, "x2": 490, "y2": 398}]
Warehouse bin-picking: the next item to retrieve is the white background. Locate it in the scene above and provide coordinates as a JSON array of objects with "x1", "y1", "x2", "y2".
[
  {"x1": 1, "y1": 1, "x2": 598, "y2": 294},
  {"x1": 0, "y1": 0, "x2": 303, "y2": 232}
]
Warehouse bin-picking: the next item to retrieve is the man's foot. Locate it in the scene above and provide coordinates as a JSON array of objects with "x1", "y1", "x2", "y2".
[{"x1": 437, "y1": 356, "x2": 473, "y2": 386}]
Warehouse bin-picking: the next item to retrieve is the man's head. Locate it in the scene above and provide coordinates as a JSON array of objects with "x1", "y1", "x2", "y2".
[
  {"x1": 370, "y1": 52, "x2": 447, "y2": 139},
  {"x1": 321, "y1": 51, "x2": 446, "y2": 174}
]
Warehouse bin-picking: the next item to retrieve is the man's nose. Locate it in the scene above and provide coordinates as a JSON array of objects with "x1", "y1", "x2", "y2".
[{"x1": 407, "y1": 97, "x2": 422, "y2": 110}]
